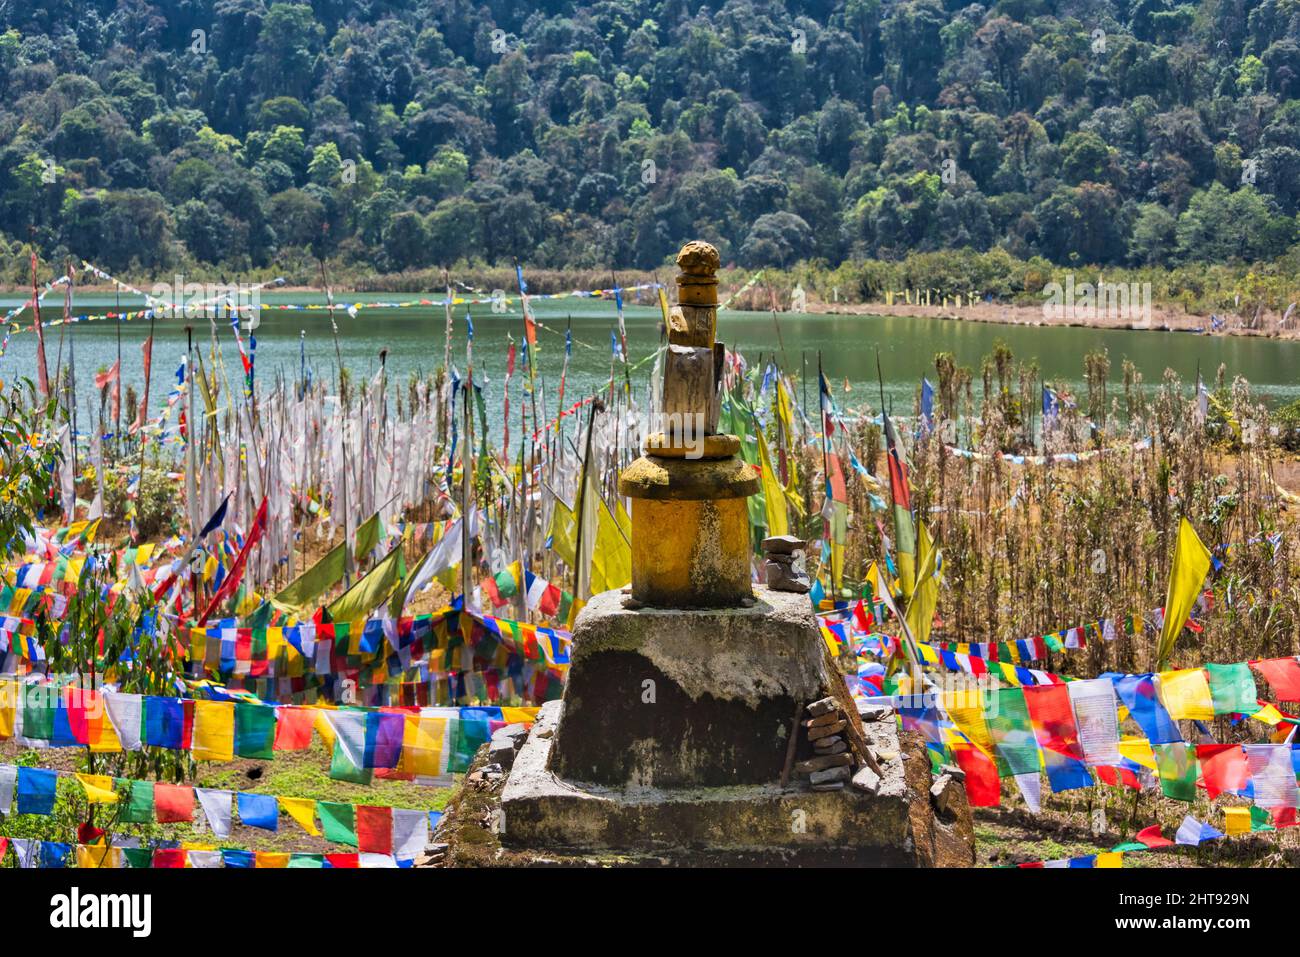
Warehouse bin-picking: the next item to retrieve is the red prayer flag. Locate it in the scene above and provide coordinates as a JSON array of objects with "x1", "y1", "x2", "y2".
[
  {"x1": 1251, "y1": 657, "x2": 1300, "y2": 701},
  {"x1": 1022, "y1": 683, "x2": 1086, "y2": 759},
  {"x1": 1272, "y1": 807, "x2": 1298, "y2": 828},
  {"x1": 953, "y1": 744, "x2": 1001, "y2": 807},
  {"x1": 273, "y1": 707, "x2": 315, "y2": 750},
  {"x1": 1195, "y1": 744, "x2": 1249, "y2": 799},
  {"x1": 1135, "y1": 823, "x2": 1174, "y2": 848},
  {"x1": 356, "y1": 805, "x2": 394, "y2": 854},
  {"x1": 154, "y1": 783, "x2": 195, "y2": 823},
  {"x1": 326, "y1": 853, "x2": 359, "y2": 868},
  {"x1": 1095, "y1": 765, "x2": 1141, "y2": 790},
  {"x1": 77, "y1": 822, "x2": 105, "y2": 844},
  {"x1": 197, "y1": 496, "x2": 268, "y2": 624},
  {"x1": 153, "y1": 848, "x2": 187, "y2": 868}
]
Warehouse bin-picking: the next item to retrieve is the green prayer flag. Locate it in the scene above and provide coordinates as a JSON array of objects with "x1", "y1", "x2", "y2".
[
  {"x1": 288, "y1": 853, "x2": 326, "y2": 868},
  {"x1": 329, "y1": 737, "x2": 374, "y2": 785},
  {"x1": 1205, "y1": 662, "x2": 1258, "y2": 715},
  {"x1": 119, "y1": 779, "x2": 155, "y2": 823},
  {"x1": 273, "y1": 512, "x2": 383, "y2": 612},
  {"x1": 22, "y1": 695, "x2": 54, "y2": 741},
  {"x1": 1153, "y1": 742, "x2": 1198, "y2": 801},
  {"x1": 1250, "y1": 805, "x2": 1276, "y2": 831},
  {"x1": 318, "y1": 801, "x2": 358, "y2": 846},
  {"x1": 235, "y1": 701, "x2": 276, "y2": 759},
  {"x1": 326, "y1": 543, "x2": 406, "y2": 624},
  {"x1": 122, "y1": 847, "x2": 153, "y2": 868},
  {"x1": 987, "y1": 688, "x2": 1038, "y2": 777}
]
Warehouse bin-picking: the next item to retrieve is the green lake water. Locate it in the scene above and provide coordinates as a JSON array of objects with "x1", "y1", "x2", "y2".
[{"x1": 3, "y1": 292, "x2": 1298, "y2": 431}]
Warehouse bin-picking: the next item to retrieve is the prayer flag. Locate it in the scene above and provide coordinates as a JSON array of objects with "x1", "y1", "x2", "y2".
[
  {"x1": 1175, "y1": 815, "x2": 1223, "y2": 846},
  {"x1": 1205, "y1": 662, "x2": 1257, "y2": 715},
  {"x1": 238, "y1": 792, "x2": 279, "y2": 831},
  {"x1": 1135, "y1": 823, "x2": 1174, "y2": 848},
  {"x1": 319, "y1": 801, "x2": 358, "y2": 846},
  {"x1": 15, "y1": 766, "x2": 56, "y2": 815},
  {"x1": 356, "y1": 804, "x2": 394, "y2": 854},
  {"x1": 280, "y1": 796, "x2": 320, "y2": 836},
  {"x1": 196, "y1": 788, "x2": 233, "y2": 838},
  {"x1": 154, "y1": 783, "x2": 195, "y2": 823},
  {"x1": 1155, "y1": 519, "x2": 1212, "y2": 669},
  {"x1": 192, "y1": 699, "x2": 235, "y2": 762}
]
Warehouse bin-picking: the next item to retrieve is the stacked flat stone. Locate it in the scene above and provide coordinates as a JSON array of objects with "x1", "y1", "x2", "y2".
[
  {"x1": 762, "y1": 535, "x2": 811, "y2": 594},
  {"x1": 796, "y1": 696, "x2": 854, "y2": 790}
]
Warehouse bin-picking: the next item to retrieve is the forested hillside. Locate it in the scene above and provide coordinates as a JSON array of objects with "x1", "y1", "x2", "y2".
[{"x1": 1, "y1": 0, "x2": 1299, "y2": 278}]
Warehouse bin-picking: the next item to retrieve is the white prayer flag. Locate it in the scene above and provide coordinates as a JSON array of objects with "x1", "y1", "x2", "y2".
[{"x1": 196, "y1": 788, "x2": 234, "y2": 838}]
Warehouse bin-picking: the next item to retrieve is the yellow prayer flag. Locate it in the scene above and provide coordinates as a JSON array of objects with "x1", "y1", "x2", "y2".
[
  {"x1": 255, "y1": 852, "x2": 290, "y2": 868},
  {"x1": 1155, "y1": 518, "x2": 1212, "y2": 670},
  {"x1": 75, "y1": 773, "x2": 120, "y2": 804},
  {"x1": 75, "y1": 844, "x2": 121, "y2": 869},
  {"x1": 548, "y1": 499, "x2": 577, "y2": 568},
  {"x1": 1223, "y1": 806, "x2": 1252, "y2": 836},
  {"x1": 192, "y1": 699, "x2": 235, "y2": 762},
  {"x1": 590, "y1": 498, "x2": 631, "y2": 594},
  {"x1": 0, "y1": 680, "x2": 15, "y2": 739},
  {"x1": 1251, "y1": 703, "x2": 1283, "y2": 726},
  {"x1": 756, "y1": 428, "x2": 788, "y2": 537},
  {"x1": 942, "y1": 689, "x2": 994, "y2": 757},
  {"x1": 1095, "y1": 851, "x2": 1124, "y2": 868},
  {"x1": 905, "y1": 521, "x2": 940, "y2": 646},
  {"x1": 279, "y1": 796, "x2": 321, "y2": 836},
  {"x1": 1158, "y1": 668, "x2": 1215, "y2": 720},
  {"x1": 400, "y1": 714, "x2": 445, "y2": 778},
  {"x1": 1118, "y1": 736, "x2": 1157, "y2": 771}
]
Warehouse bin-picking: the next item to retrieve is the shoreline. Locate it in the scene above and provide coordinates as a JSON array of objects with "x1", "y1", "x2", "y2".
[
  {"x1": 805, "y1": 300, "x2": 1300, "y2": 340},
  {"x1": 7, "y1": 282, "x2": 1299, "y2": 342}
]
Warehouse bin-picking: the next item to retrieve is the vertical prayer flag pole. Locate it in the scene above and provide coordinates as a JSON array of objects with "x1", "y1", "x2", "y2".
[
  {"x1": 63, "y1": 259, "x2": 77, "y2": 514},
  {"x1": 319, "y1": 256, "x2": 353, "y2": 587},
  {"x1": 817, "y1": 351, "x2": 835, "y2": 595},
  {"x1": 186, "y1": 325, "x2": 200, "y2": 604},
  {"x1": 30, "y1": 249, "x2": 50, "y2": 400}
]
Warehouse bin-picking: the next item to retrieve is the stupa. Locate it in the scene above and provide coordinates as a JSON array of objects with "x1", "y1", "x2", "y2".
[{"x1": 498, "y1": 241, "x2": 974, "y2": 864}]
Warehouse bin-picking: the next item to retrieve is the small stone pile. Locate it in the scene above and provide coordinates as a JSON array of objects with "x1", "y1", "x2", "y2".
[
  {"x1": 762, "y1": 535, "x2": 811, "y2": 593},
  {"x1": 785, "y1": 696, "x2": 878, "y2": 790},
  {"x1": 792, "y1": 696, "x2": 881, "y2": 794}
]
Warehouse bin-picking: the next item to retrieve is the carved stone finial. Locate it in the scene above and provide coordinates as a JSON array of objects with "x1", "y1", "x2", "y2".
[
  {"x1": 675, "y1": 240, "x2": 719, "y2": 307},
  {"x1": 676, "y1": 240, "x2": 720, "y2": 277}
]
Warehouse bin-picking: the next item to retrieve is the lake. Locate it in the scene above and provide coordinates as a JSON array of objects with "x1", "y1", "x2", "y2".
[{"x1": 3, "y1": 291, "x2": 1298, "y2": 436}]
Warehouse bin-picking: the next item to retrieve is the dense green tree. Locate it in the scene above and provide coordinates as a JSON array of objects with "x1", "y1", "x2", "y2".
[{"x1": 0, "y1": 0, "x2": 1296, "y2": 275}]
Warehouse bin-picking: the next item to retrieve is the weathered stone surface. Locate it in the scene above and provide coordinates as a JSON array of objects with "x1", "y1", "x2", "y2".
[
  {"x1": 899, "y1": 729, "x2": 976, "y2": 867},
  {"x1": 502, "y1": 701, "x2": 938, "y2": 862},
  {"x1": 806, "y1": 719, "x2": 847, "y2": 742},
  {"x1": 496, "y1": 723, "x2": 530, "y2": 748},
  {"x1": 494, "y1": 702, "x2": 977, "y2": 865},
  {"x1": 488, "y1": 738, "x2": 517, "y2": 770},
  {"x1": 808, "y1": 765, "x2": 851, "y2": 785},
  {"x1": 794, "y1": 753, "x2": 853, "y2": 774},
  {"x1": 805, "y1": 711, "x2": 841, "y2": 729},
  {"x1": 813, "y1": 737, "x2": 847, "y2": 755},
  {"x1": 549, "y1": 587, "x2": 828, "y2": 788},
  {"x1": 807, "y1": 697, "x2": 838, "y2": 717},
  {"x1": 859, "y1": 705, "x2": 895, "y2": 723},
  {"x1": 931, "y1": 774, "x2": 963, "y2": 819},
  {"x1": 761, "y1": 535, "x2": 806, "y2": 555},
  {"x1": 852, "y1": 765, "x2": 882, "y2": 794},
  {"x1": 764, "y1": 560, "x2": 811, "y2": 593}
]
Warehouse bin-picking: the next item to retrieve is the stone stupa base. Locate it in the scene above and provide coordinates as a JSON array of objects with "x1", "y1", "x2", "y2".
[{"x1": 497, "y1": 588, "x2": 974, "y2": 866}]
